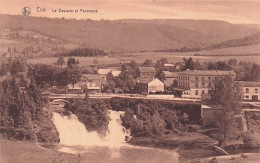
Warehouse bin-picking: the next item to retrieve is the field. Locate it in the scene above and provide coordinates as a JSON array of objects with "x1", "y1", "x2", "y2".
[
  {"x1": 28, "y1": 56, "x2": 121, "y2": 67},
  {"x1": 112, "y1": 50, "x2": 260, "y2": 64},
  {"x1": 27, "y1": 48, "x2": 260, "y2": 67}
]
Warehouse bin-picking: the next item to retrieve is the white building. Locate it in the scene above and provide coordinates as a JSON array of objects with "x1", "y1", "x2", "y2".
[
  {"x1": 177, "y1": 70, "x2": 236, "y2": 99},
  {"x1": 148, "y1": 78, "x2": 165, "y2": 93},
  {"x1": 237, "y1": 81, "x2": 260, "y2": 101},
  {"x1": 135, "y1": 78, "x2": 164, "y2": 93}
]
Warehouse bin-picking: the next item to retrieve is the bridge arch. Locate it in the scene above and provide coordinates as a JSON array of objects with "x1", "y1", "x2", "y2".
[{"x1": 50, "y1": 99, "x2": 71, "y2": 106}]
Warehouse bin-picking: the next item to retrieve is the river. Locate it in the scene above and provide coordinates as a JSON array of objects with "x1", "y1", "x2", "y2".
[{"x1": 52, "y1": 110, "x2": 179, "y2": 163}]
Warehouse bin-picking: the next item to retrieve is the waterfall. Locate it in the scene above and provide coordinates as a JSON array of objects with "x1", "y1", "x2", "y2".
[
  {"x1": 52, "y1": 110, "x2": 130, "y2": 147},
  {"x1": 105, "y1": 111, "x2": 132, "y2": 146},
  {"x1": 52, "y1": 110, "x2": 179, "y2": 162}
]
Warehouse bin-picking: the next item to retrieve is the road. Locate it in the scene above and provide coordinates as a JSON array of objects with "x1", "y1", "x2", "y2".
[{"x1": 48, "y1": 93, "x2": 201, "y2": 102}]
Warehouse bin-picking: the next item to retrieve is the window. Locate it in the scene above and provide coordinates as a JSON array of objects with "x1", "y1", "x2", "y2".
[
  {"x1": 246, "y1": 88, "x2": 249, "y2": 93},
  {"x1": 195, "y1": 77, "x2": 198, "y2": 81},
  {"x1": 245, "y1": 96, "x2": 249, "y2": 98},
  {"x1": 208, "y1": 82, "x2": 212, "y2": 88},
  {"x1": 195, "y1": 90, "x2": 198, "y2": 95},
  {"x1": 195, "y1": 83, "x2": 198, "y2": 88},
  {"x1": 202, "y1": 90, "x2": 205, "y2": 94},
  {"x1": 208, "y1": 77, "x2": 211, "y2": 81},
  {"x1": 202, "y1": 83, "x2": 205, "y2": 88},
  {"x1": 255, "y1": 88, "x2": 258, "y2": 93}
]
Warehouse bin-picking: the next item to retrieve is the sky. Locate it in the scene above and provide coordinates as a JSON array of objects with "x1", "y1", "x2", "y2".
[{"x1": 0, "y1": 0, "x2": 260, "y2": 24}]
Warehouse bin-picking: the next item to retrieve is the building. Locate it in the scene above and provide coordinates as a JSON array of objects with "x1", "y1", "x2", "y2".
[
  {"x1": 135, "y1": 78, "x2": 164, "y2": 93},
  {"x1": 138, "y1": 67, "x2": 156, "y2": 78},
  {"x1": 177, "y1": 70, "x2": 236, "y2": 98},
  {"x1": 97, "y1": 69, "x2": 121, "y2": 77},
  {"x1": 66, "y1": 83, "x2": 82, "y2": 93},
  {"x1": 80, "y1": 74, "x2": 106, "y2": 93},
  {"x1": 237, "y1": 81, "x2": 260, "y2": 101},
  {"x1": 98, "y1": 69, "x2": 113, "y2": 75},
  {"x1": 111, "y1": 70, "x2": 121, "y2": 77},
  {"x1": 162, "y1": 71, "x2": 178, "y2": 88}
]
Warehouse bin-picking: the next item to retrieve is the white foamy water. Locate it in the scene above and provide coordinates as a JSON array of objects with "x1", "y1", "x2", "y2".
[
  {"x1": 52, "y1": 112, "x2": 105, "y2": 146},
  {"x1": 52, "y1": 110, "x2": 130, "y2": 147},
  {"x1": 52, "y1": 110, "x2": 179, "y2": 162}
]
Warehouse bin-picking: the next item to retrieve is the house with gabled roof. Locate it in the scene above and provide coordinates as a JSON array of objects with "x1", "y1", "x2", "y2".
[
  {"x1": 81, "y1": 74, "x2": 106, "y2": 93},
  {"x1": 135, "y1": 77, "x2": 164, "y2": 93}
]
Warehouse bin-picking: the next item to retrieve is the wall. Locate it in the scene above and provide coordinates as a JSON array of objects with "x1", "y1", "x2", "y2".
[{"x1": 242, "y1": 87, "x2": 260, "y2": 101}]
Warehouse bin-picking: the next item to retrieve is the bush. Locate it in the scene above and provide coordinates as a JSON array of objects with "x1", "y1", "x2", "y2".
[{"x1": 243, "y1": 132, "x2": 260, "y2": 148}]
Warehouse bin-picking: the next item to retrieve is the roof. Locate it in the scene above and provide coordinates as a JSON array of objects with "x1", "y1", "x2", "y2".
[
  {"x1": 111, "y1": 70, "x2": 121, "y2": 77},
  {"x1": 82, "y1": 74, "x2": 105, "y2": 80},
  {"x1": 98, "y1": 69, "x2": 113, "y2": 75},
  {"x1": 164, "y1": 78, "x2": 175, "y2": 87},
  {"x1": 135, "y1": 77, "x2": 154, "y2": 83},
  {"x1": 236, "y1": 81, "x2": 260, "y2": 87},
  {"x1": 135, "y1": 78, "x2": 164, "y2": 85},
  {"x1": 163, "y1": 71, "x2": 178, "y2": 78},
  {"x1": 138, "y1": 67, "x2": 156, "y2": 73},
  {"x1": 179, "y1": 70, "x2": 235, "y2": 76},
  {"x1": 164, "y1": 63, "x2": 174, "y2": 67}
]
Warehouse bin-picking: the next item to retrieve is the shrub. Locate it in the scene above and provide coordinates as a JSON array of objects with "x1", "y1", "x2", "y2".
[{"x1": 243, "y1": 132, "x2": 260, "y2": 148}]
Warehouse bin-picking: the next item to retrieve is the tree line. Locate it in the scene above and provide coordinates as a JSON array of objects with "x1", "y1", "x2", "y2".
[{"x1": 55, "y1": 47, "x2": 108, "y2": 57}]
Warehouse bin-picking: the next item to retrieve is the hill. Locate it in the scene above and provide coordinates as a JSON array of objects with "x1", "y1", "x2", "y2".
[
  {"x1": 0, "y1": 15, "x2": 259, "y2": 53},
  {"x1": 205, "y1": 32, "x2": 260, "y2": 50}
]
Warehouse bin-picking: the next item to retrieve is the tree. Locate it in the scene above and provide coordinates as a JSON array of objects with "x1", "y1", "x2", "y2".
[
  {"x1": 217, "y1": 61, "x2": 231, "y2": 70},
  {"x1": 92, "y1": 58, "x2": 98, "y2": 66},
  {"x1": 249, "y1": 63, "x2": 260, "y2": 81},
  {"x1": 155, "y1": 60, "x2": 163, "y2": 70},
  {"x1": 57, "y1": 56, "x2": 65, "y2": 67},
  {"x1": 182, "y1": 57, "x2": 195, "y2": 70},
  {"x1": 67, "y1": 57, "x2": 78, "y2": 68},
  {"x1": 155, "y1": 69, "x2": 165, "y2": 81},
  {"x1": 209, "y1": 76, "x2": 242, "y2": 145},
  {"x1": 142, "y1": 59, "x2": 153, "y2": 67},
  {"x1": 10, "y1": 58, "x2": 26, "y2": 76},
  {"x1": 129, "y1": 60, "x2": 138, "y2": 70}
]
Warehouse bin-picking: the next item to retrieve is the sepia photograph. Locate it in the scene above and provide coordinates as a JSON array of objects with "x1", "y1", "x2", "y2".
[{"x1": 0, "y1": 0, "x2": 260, "y2": 162}]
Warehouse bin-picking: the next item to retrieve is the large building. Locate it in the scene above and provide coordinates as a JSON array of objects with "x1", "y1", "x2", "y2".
[
  {"x1": 237, "y1": 81, "x2": 260, "y2": 101},
  {"x1": 177, "y1": 70, "x2": 236, "y2": 98}
]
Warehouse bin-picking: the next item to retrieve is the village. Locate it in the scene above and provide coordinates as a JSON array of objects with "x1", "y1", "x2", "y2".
[{"x1": 52, "y1": 57, "x2": 260, "y2": 103}]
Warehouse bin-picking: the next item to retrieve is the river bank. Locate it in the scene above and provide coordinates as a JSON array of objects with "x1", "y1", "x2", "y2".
[
  {"x1": 1, "y1": 136, "x2": 259, "y2": 163},
  {"x1": 128, "y1": 132, "x2": 260, "y2": 163},
  {"x1": 129, "y1": 132, "x2": 218, "y2": 162},
  {"x1": 0, "y1": 137, "x2": 80, "y2": 163}
]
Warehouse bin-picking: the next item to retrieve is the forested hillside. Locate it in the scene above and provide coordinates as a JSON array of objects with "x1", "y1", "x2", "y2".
[{"x1": 1, "y1": 15, "x2": 259, "y2": 53}]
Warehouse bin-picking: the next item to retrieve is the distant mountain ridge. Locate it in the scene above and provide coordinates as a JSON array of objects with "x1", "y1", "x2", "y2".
[
  {"x1": 0, "y1": 14, "x2": 259, "y2": 53},
  {"x1": 206, "y1": 32, "x2": 260, "y2": 50}
]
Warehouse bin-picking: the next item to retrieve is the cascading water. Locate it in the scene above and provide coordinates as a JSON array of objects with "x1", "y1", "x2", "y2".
[
  {"x1": 52, "y1": 109, "x2": 179, "y2": 162},
  {"x1": 52, "y1": 112, "x2": 105, "y2": 146},
  {"x1": 52, "y1": 110, "x2": 130, "y2": 147},
  {"x1": 105, "y1": 111, "x2": 131, "y2": 145}
]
